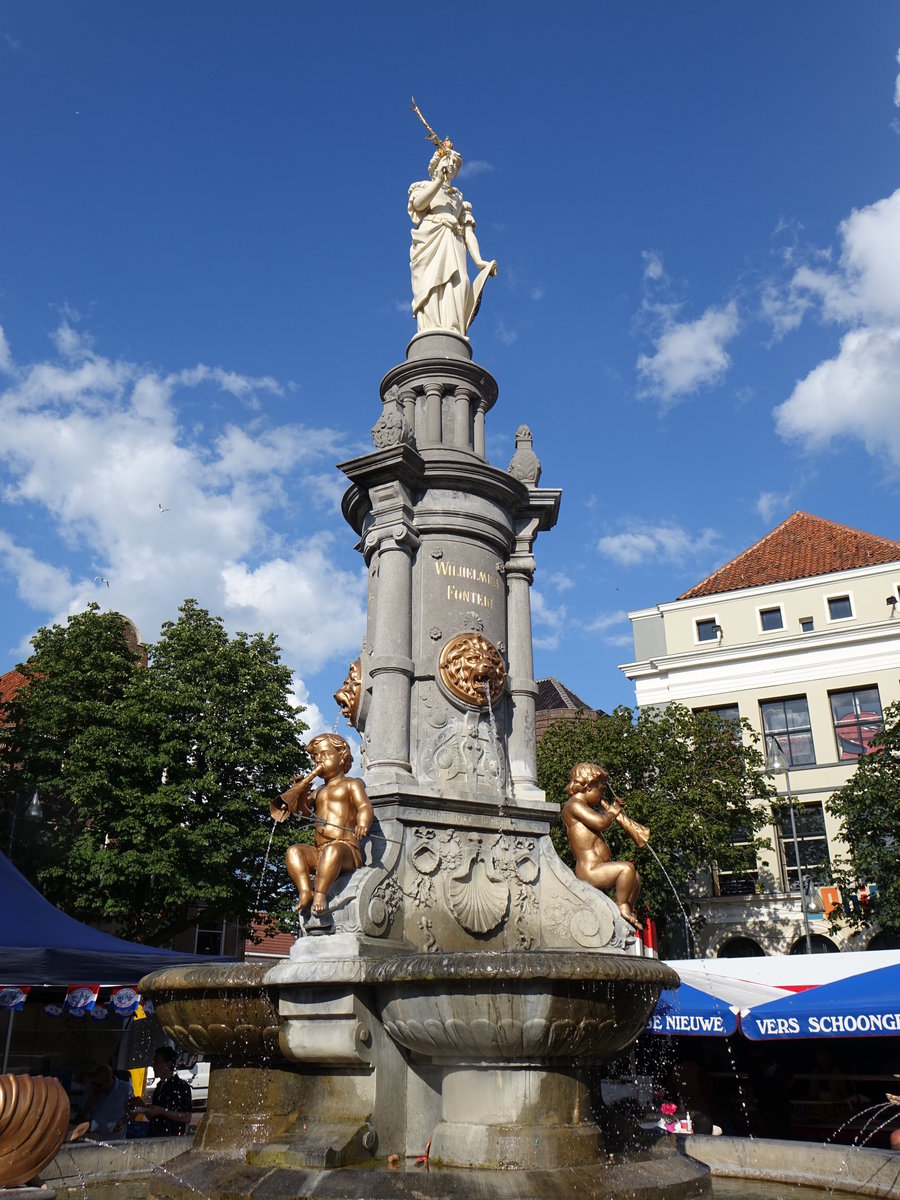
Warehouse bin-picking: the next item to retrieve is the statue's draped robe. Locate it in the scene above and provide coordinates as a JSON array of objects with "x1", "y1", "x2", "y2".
[{"x1": 409, "y1": 183, "x2": 487, "y2": 335}]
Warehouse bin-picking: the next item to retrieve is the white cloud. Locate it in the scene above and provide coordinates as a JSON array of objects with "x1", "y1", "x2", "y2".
[
  {"x1": 458, "y1": 159, "x2": 494, "y2": 178},
  {"x1": 636, "y1": 301, "x2": 739, "y2": 405},
  {"x1": 756, "y1": 489, "x2": 794, "y2": 524},
  {"x1": 546, "y1": 571, "x2": 575, "y2": 593},
  {"x1": 774, "y1": 188, "x2": 900, "y2": 467},
  {"x1": 531, "y1": 588, "x2": 567, "y2": 651},
  {"x1": 585, "y1": 609, "x2": 631, "y2": 647},
  {"x1": 494, "y1": 319, "x2": 517, "y2": 346},
  {"x1": 642, "y1": 250, "x2": 665, "y2": 282},
  {"x1": 776, "y1": 326, "x2": 900, "y2": 461},
  {"x1": 895, "y1": 47, "x2": 900, "y2": 108},
  {"x1": 760, "y1": 281, "x2": 811, "y2": 340},
  {"x1": 0, "y1": 325, "x2": 11, "y2": 375},
  {"x1": 597, "y1": 522, "x2": 720, "y2": 567},
  {"x1": 0, "y1": 322, "x2": 366, "y2": 702}
]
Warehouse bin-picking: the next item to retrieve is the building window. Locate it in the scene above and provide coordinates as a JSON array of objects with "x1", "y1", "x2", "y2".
[
  {"x1": 696, "y1": 617, "x2": 720, "y2": 643},
  {"x1": 827, "y1": 594, "x2": 853, "y2": 621},
  {"x1": 829, "y1": 686, "x2": 882, "y2": 760},
  {"x1": 714, "y1": 820, "x2": 759, "y2": 897},
  {"x1": 760, "y1": 696, "x2": 815, "y2": 766},
  {"x1": 800, "y1": 617, "x2": 814, "y2": 633},
  {"x1": 695, "y1": 703, "x2": 740, "y2": 723},
  {"x1": 195, "y1": 918, "x2": 226, "y2": 956},
  {"x1": 776, "y1": 801, "x2": 831, "y2": 893},
  {"x1": 759, "y1": 606, "x2": 784, "y2": 632}
]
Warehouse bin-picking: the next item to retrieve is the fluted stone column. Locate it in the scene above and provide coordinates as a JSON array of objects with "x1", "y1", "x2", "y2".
[
  {"x1": 424, "y1": 383, "x2": 442, "y2": 444},
  {"x1": 506, "y1": 517, "x2": 541, "y2": 798},
  {"x1": 363, "y1": 482, "x2": 419, "y2": 781}
]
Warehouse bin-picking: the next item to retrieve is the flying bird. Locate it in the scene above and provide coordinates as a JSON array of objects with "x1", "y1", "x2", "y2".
[
  {"x1": 93, "y1": 576, "x2": 109, "y2": 588},
  {"x1": 158, "y1": 503, "x2": 170, "y2": 512}
]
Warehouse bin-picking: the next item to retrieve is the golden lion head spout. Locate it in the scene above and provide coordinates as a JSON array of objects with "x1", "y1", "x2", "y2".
[
  {"x1": 439, "y1": 633, "x2": 506, "y2": 707},
  {"x1": 333, "y1": 658, "x2": 362, "y2": 727}
]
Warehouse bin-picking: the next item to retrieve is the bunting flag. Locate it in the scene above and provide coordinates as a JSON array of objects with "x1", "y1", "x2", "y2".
[
  {"x1": 64, "y1": 984, "x2": 99, "y2": 1018},
  {"x1": 110, "y1": 987, "x2": 141, "y2": 1018},
  {"x1": 0, "y1": 986, "x2": 30, "y2": 1011},
  {"x1": 90, "y1": 1003, "x2": 109, "y2": 1021}
]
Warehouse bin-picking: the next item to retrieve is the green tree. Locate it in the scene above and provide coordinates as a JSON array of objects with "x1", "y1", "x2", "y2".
[
  {"x1": 0, "y1": 600, "x2": 309, "y2": 944},
  {"x1": 826, "y1": 700, "x2": 900, "y2": 936},
  {"x1": 537, "y1": 704, "x2": 773, "y2": 953},
  {"x1": 0, "y1": 604, "x2": 141, "y2": 881}
]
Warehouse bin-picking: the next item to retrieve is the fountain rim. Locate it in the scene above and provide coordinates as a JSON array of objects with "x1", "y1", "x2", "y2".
[{"x1": 140, "y1": 949, "x2": 679, "y2": 995}]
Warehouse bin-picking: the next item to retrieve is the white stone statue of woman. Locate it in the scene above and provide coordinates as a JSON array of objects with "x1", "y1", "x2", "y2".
[{"x1": 408, "y1": 147, "x2": 497, "y2": 336}]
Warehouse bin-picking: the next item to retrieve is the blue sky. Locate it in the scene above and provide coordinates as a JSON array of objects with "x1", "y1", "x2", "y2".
[{"x1": 1, "y1": 3, "x2": 899, "y2": 730}]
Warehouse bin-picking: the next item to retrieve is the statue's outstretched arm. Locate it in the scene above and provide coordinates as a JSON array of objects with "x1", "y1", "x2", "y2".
[{"x1": 465, "y1": 225, "x2": 497, "y2": 274}]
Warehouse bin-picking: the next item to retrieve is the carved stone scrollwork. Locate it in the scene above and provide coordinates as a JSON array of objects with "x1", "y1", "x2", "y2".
[
  {"x1": 371, "y1": 409, "x2": 414, "y2": 449},
  {"x1": 439, "y1": 633, "x2": 506, "y2": 708}
]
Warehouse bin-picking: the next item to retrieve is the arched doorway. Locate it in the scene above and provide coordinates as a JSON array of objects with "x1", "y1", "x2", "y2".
[
  {"x1": 717, "y1": 936, "x2": 766, "y2": 958},
  {"x1": 789, "y1": 933, "x2": 838, "y2": 954}
]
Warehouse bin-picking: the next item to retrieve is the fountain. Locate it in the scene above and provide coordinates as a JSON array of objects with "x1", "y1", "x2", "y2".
[{"x1": 139, "y1": 117, "x2": 705, "y2": 1200}]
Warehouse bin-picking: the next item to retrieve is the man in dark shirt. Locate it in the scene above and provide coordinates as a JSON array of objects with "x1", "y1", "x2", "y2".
[{"x1": 135, "y1": 1046, "x2": 192, "y2": 1137}]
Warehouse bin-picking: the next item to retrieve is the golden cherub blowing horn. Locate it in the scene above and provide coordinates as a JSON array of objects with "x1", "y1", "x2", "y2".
[{"x1": 608, "y1": 791, "x2": 651, "y2": 849}]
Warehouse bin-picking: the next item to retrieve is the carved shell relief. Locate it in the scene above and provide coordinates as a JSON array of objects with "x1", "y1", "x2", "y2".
[{"x1": 407, "y1": 828, "x2": 539, "y2": 940}]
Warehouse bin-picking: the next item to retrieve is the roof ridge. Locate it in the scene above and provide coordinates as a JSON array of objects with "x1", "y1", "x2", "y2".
[{"x1": 678, "y1": 512, "x2": 900, "y2": 600}]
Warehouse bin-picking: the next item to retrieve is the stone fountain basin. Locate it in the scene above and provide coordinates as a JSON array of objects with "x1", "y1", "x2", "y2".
[
  {"x1": 371, "y1": 950, "x2": 678, "y2": 1061},
  {"x1": 142, "y1": 950, "x2": 676, "y2": 1067}
]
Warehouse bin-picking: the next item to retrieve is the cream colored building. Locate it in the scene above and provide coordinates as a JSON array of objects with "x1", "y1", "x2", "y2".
[{"x1": 620, "y1": 512, "x2": 900, "y2": 957}]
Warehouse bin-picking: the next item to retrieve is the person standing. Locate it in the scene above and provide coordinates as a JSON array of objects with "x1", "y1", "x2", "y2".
[{"x1": 133, "y1": 1046, "x2": 192, "y2": 1137}]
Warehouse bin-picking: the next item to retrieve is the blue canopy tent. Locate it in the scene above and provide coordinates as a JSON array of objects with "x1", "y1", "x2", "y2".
[
  {"x1": 0, "y1": 850, "x2": 223, "y2": 1072},
  {"x1": 741, "y1": 962, "x2": 900, "y2": 1040},
  {"x1": 0, "y1": 849, "x2": 209, "y2": 985}
]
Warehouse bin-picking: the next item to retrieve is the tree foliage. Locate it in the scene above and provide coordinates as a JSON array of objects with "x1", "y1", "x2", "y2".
[
  {"x1": 536, "y1": 705, "x2": 773, "y2": 953},
  {"x1": 0, "y1": 601, "x2": 310, "y2": 944},
  {"x1": 827, "y1": 700, "x2": 900, "y2": 936}
]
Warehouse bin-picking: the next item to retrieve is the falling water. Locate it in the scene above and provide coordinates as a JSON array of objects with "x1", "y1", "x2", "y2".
[
  {"x1": 252, "y1": 819, "x2": 279, "y2": 917},
  {"x1": 58, "y1": 1137, "x2": 213, "y2": 1200},
  {"x1": 482, "y1": 680, "x2": 504, "y2": 821},
  {"x1": 644, "y1": 842, "x2": 696, "y2": 956}
]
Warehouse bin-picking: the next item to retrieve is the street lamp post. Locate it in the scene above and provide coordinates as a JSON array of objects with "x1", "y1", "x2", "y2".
[
  {"x1": 7, "y1": 789, "x2": 43, "y2": 861},
  {"x1": 767, "y1": 739, "x2": 814, "y2": 955}
]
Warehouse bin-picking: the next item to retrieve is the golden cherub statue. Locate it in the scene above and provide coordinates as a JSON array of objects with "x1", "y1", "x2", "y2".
[
  {"x1": 271, "y1": 733, "x2": 373, "y2": 916},
  {"x1": 562, "y1": 762, "x2": 649, "y2": 931}
]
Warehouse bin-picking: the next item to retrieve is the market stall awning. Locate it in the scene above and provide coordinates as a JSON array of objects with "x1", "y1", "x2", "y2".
[
  {"x1": 0, "y1": 850, "x2": 216, "y2": 986},
  {"x1": 646, "y1": 982, "x2": 738, "y2": 1036},
  {"x1": 741, "y1": 962, "x2": 900, "y2": 1040},
  {"x1": 646, "y1": 951, "x2": 900, "y2": 1039}
]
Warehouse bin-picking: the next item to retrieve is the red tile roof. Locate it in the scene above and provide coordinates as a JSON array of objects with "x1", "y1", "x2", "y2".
[
  {"x1": 679, "y1": 512, "x2": 900, "y2": 600},
  {"x1": 0, "y1": 669, "x2": 28, "y2": 706}
]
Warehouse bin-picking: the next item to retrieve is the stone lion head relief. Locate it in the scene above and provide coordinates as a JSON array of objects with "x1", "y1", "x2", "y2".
[
  {"x1": 334, "y1": 658, "x2": 362, "y2": 727},
  {"x1": 438, "y1": 633, "x2": 506, "y2": 708}
]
